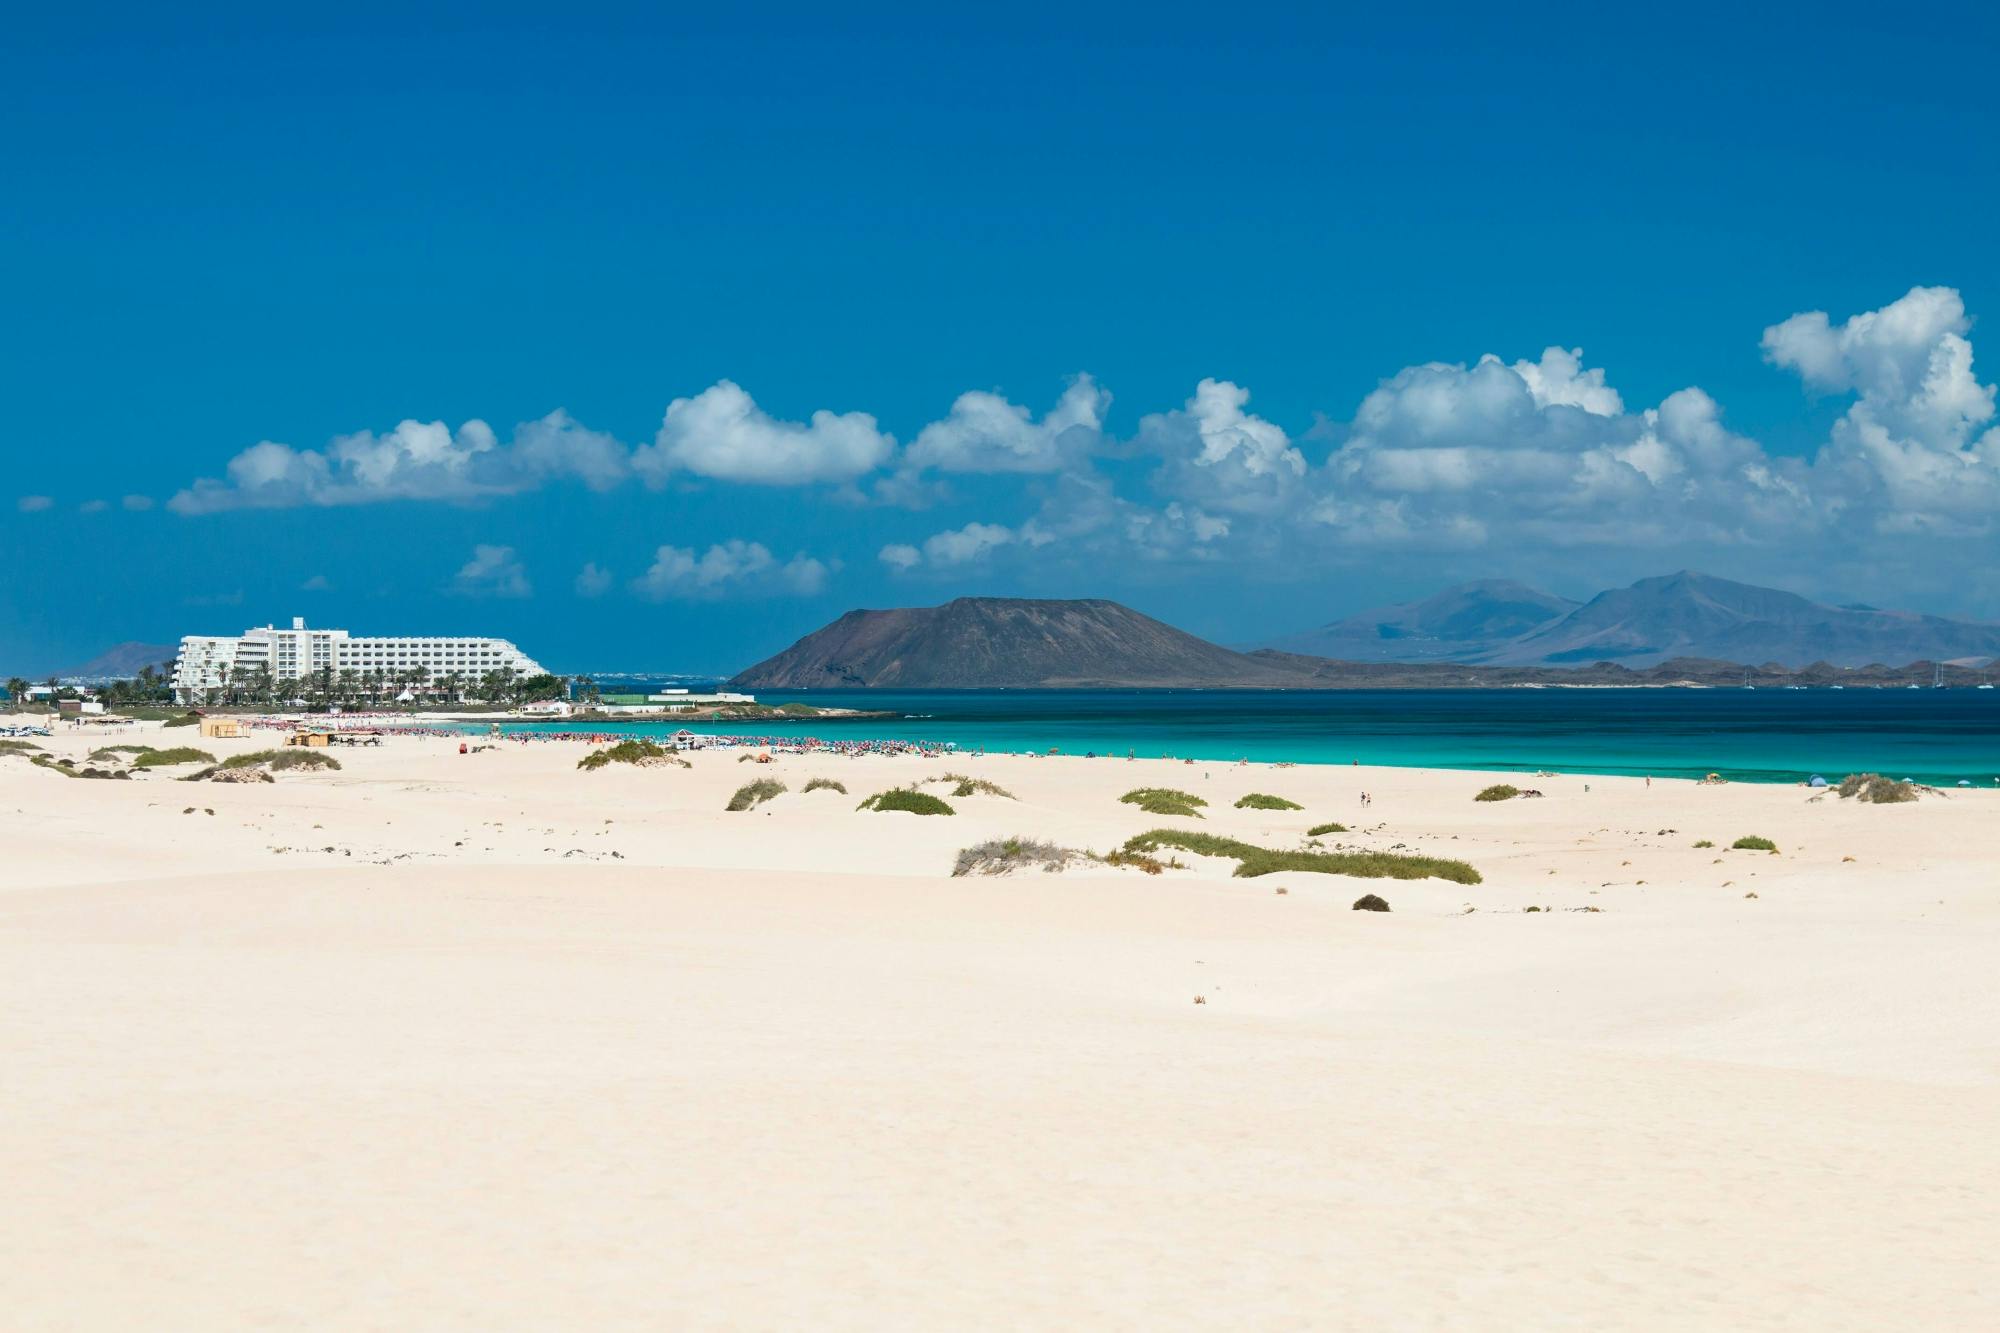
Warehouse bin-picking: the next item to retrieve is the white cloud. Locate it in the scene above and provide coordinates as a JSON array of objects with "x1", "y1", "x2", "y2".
[
  {"x1": 1766, "y1": 286, "x2": 1999, "y2": 528},
  {"x1": 450, "y1": 544, "x2": 532, "y2": 599},
  {"x1": 1512, "y1": 346, "x2": 1624, "y2": 415},
  {"x1": 904, "y1": 375, "x2": 1109, "y2": 473},
  {"x1": 574, "y1": 562, "x2": 614, "y2": 597},
  {"x1": 1317, "y1": 341, "x2": 1810, "y2": 550},
  {"x1": 121, "y1": 494, "x2": 154, "y2": 511},
  {"x1": 632, "y1": 540, "x2": 829, "y2": 600},
  {"x1": 878, "y1": 543, "x2": 921, "y2": 571},
  {"x1": 79, "y1": 499, "x2": 110, "y2": 514},
  {"x1": 300, "y1": 574, "x2": 332, "y2": 592},
  {"x1": 1142, "y1": 378, "x2": 1306, "y2": 513},
  {"x1": 634, "y1": 381, "x2": 894, "y2": 486},
  {"x1": 170, "y1": 410, "x2": 628, "y2": 514},
  {"x1": 17, "y1": 495, "x2": 54, "y2": 513}
]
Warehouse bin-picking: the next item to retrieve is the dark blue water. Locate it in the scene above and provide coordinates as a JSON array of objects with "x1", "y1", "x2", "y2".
[{"x1": 498, "y1": 688, "x2": 2000, "y2": 786}]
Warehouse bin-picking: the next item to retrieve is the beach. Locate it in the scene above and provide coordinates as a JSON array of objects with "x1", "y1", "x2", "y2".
[{"x1": 3, "y1": 724, "x2": 1996, "y2": 1329}]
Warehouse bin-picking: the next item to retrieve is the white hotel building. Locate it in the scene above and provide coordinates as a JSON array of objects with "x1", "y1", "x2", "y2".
[{"x1": 171, "y1": 618, "x2": 547, "y2": 703}]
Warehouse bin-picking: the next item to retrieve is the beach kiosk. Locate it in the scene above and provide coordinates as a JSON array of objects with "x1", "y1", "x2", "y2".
[{"x1": 199, "y1": 716, "x2": 246, "y2": 739}]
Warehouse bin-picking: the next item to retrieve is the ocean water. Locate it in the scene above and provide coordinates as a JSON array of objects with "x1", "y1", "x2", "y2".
[{"x1": 493, "y1": 688, "x2": 2000, "y2": 786}]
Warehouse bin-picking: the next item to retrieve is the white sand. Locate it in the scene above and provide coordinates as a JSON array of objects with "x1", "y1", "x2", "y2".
[{"x1": 3, "y1": 725, "x2": 1996, "y2": 1328}]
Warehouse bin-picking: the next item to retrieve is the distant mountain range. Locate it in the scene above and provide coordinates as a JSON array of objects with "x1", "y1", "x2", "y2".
[
  {"x1": 731, "y1": 584, "x2": 2000, "y2": 690},
  {"x1": 1265, "y1": 580, "x2": 1581, "y2": 662},
  {"x1": 58, "y1": 642, "x2": 178, "y2": 681},
  {"x1": 1265, "y1": 572, "x2": 2000, "y2": 669}
]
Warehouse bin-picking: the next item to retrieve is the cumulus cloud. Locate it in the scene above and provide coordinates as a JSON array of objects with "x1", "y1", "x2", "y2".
[
  {"x1": 874, "y1": 519, "x2": 1058, "y2": 570},
  {"x1": 1765, "y1": 286, "x2": 1999, "y2": 529},
  {"x1": 632, "y1": 540, "x2": 829, "y2": 600},
  {"x1": 574, "y1": 562, "x2": 614, "y2": 597},
  {"x1": 170, "y1": 410, "x2": 628, "y2": 514},
  {"x1": 1142, "y1": 378, "x2": 1306, "y2": 513},
  {"x1": 17, "y1": 495, "x2": 54, "y2": 513},
  {"x1": 149, "y1": 283, "x2": 2000, "y2": 581},
  {"x1": 633, "y1": 381, "x2": 893, "y2": 486},
  {"x1": 904, "y1": 375, "x2": 1109, "y2": 474},
  {"x1": 121, "y1": 494, "x2": 154, "y2": 511},
  {"x1": 450, "y1": 544, "x2": 532, "y2": 599},
  {"x1": 1311, "y1": 340, "x2": 1815, "y2": 552}
]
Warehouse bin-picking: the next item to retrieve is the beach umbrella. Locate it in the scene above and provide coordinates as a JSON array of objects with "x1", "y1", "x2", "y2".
[{"x1": 1807, "y1": 774, "x2": 1827, "y2": 787}]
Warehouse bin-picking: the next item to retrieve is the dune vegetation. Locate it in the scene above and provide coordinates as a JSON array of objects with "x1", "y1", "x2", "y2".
[
  {"x1": 1234, "y1": 792, "x2": 1302, "y2": 811},
  {"x1": 802, "y1": 777, "x2": 848, "y2": 794},
  {"x1": 953, "y1": 837, "x2": 1081, "y2": 876},
  {"x1": 1119, "y1": 787, "x2": 1207, "y2": 818},
  {"x1": 934, "y1": 773, "x2": 1016, "y2": 799},
  {"x1": 577, "y1": 739, "x2": 687, "y2": 771},
  {"x1": 1731, "y1": 835, "x2": 1779, "y2": 853},
  {"x1": 1306, "y1": 821, "x2": 1349, "y2": 836},
  {"x1": 133, "y1": 746, "x2": 215, "y2": 768},
  {"x1": 1122, "y1": 828, "x2": 1482, "y2": 884},
  {"x1": 1474, "y1": 784, "x2": 1520, "y2": 802},
  {"x1": 858, "y1": 788, "x2": 955, "y2": 816},
  {"x1": 1837, "y1": 773, "x2": 1919, "y2": 804},
  {"x1": 726, "y1": 779, "x2": 787, "y2": 811}
]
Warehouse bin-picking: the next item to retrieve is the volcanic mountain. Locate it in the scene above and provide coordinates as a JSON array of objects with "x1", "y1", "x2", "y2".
[{"x1": 729, "y1": 597, "x2": 1305, "y2": 688}]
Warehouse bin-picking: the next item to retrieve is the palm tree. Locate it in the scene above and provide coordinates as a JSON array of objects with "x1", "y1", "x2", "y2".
[{"x1": 5, "y1": 676, "x2": 28, "y2": 711}]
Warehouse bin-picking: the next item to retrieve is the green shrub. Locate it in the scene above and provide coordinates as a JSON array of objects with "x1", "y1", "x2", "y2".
[
  {"x1": 936, "y1": 772, "x2": 1016, "y2": 799},
  {"x1": 162, "y1": 713, "x2": 200, "y2": 728},
  {"x1": 578, "y1": 738, "x2": 669, "y2": 770},
  {"x1": 1307, "y1": 821, "x2": 1349, "y2": 836},
  {"x1": 1098, "y1": 848, "x2": 1168, "y2": 875},
  {"x1": 777, "y1": 702, "x2": 820, "y2": 716},
  {"x1": 89, "y1": 744, "x2": 155, "y2": 759},
  {"x1": 215, "y1": 748, "x2": 341, "y2": 772},
  {"x1": 1119, "y1": 787, "x2": 1207, "y2": 818},
  {"x1": 858, "y1": 788, "x2": 955, "y2": 816},
  {"x1": 1693, "y1": 839, "x2": 1715, "y2": 848},
  {"x1": 726, "y1": 779, "x2": 787, "y2": 811},
  {"x1": 1122, "y1": 828, "x2": 1481, "y2": 885},
  {"x1": 1730, "y1": 835, "x2": 1778, "y2": 853},
  {"x1": 803, "y1": 777, "x2": 848, "y2": 794},
  {"x1": 133, "y1": 746, "x2": 215, "y2": 768},
  {"x1": 0, "y1": 739, "x2": 42, "y2": 754},
  {"x1": 1234, "y1": 792, "x2": 1302, "y2": 811},
  {"x1": 1474, "y1": 784, "x2": 1520, "y2": 802}
]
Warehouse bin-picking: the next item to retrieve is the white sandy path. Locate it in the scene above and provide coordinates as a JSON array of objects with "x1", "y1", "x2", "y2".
[{"x1": 2, "y1": 729, "x2": 1997, "y2": 1328}]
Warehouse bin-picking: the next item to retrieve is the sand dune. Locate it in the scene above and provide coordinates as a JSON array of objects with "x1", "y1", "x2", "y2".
[{"x1": 3, "y1": 726, "x2": 1996, "y2": 1328}]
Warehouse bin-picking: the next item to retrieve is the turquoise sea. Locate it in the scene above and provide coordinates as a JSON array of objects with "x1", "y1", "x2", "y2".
[{"x1": 493, "y1": 688, "x2": 2000, "y2": 787}]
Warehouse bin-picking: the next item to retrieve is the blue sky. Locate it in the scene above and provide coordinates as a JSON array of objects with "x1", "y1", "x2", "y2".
[{"x1": 5, "y1": 2, "x2": 1999, "y2": 673}]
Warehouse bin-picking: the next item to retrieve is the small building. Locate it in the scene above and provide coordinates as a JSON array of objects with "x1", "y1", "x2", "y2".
[
  {"x1": 287, "y1": 731, "x2": 332, "y2": 748},
  {"x1": 199, "y1": 716, "x2": 246, "y2": 739},
  {"x1": 646, "y1": 689, "x2": 755, "y2": 708}
]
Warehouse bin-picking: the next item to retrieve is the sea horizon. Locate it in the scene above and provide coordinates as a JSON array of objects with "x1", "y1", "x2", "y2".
[{"x1": 474, "y1": 687, "x2": 2000, "y2": 787}]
